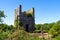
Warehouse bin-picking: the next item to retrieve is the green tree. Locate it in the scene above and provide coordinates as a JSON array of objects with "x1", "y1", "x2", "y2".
[
  {"x1": 42, "y1": 23, "x2": 55, "y2": 33},
  {"x1": 34, "y1": 24, "x2": 42, "y2": 33},
  {"x1": 42, "y1": 23, "x2": 49, "y2": 33},
  {"x1": 48, "y1": 23, "x2": 55, "y2": 30},
  {"x1": 49, "y1": 20, "x2": 60, "y2": 38},
  {"x1": 0, "y1": 11, "x2": 5, "y2": 23}
]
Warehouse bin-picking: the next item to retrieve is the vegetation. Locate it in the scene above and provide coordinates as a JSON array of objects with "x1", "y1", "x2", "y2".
[
  {"x1": 27, "y1": 13, "x2": 32, "y2": 17},
  {"x1": 14, "y1": 19, "x2": 18, "y2": 27},
  {"x1": 35, "y1": 21, "x2": 60, "y2": 40},
  {"x1": 34, "y1": 23, "x2": 55, "y2": 33},
  {"x1": 49, "y1": 20, "x2": 60, "y2": 40},
  {"x1": 0, "y1": 11, "x2": 5, "y2": 23},
  {"x1": 0, "y1": 10, "x2": 60, "y2": 40}
]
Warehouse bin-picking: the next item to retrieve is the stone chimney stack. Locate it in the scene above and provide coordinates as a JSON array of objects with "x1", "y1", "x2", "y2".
[
  {"x1": 17, "y1": 5, "x2": 22, "y2": 20},
  {"x1": 18, "y1": 5, "x2": 22, "y2": 15},
  {"x1": 33, "y1": 8, "x2": 34, "y2": 17}
]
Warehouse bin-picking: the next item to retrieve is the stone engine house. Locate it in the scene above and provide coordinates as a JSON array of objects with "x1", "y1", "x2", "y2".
[{"x1": 14, "y1": 5, "x2": 35, "y2": 32}]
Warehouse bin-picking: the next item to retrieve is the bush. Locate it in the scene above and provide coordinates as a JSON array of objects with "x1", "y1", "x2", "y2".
[
  {"x1": 34, "y1": 30, "x2": 40, "y2": 33},
  {"x1": 6, "y1": 30, "x2": 46, "y2": 40},
  {"x1": 53, "y1": 34, "x2": 60, "y2": 40}
]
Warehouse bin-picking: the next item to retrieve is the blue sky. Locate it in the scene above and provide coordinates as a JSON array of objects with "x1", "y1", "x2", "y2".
[{"x1": 0, "y1": 0, "x2": 60, "y2": 25}]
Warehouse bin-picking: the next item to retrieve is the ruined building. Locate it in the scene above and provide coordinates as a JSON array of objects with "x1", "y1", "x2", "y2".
[{"x1": 14, "y1": 5, "x2": 35, "y2": 32}]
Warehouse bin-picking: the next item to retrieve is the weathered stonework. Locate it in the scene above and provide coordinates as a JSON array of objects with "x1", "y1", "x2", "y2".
[{"x1": 14, "y1": 5, "x2": 35, "y2": 32}]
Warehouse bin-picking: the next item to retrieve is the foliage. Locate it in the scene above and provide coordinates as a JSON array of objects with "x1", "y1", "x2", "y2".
[
  {"x1": 49, "y1": 20, "x2": 60, "y2": 38},
  {"x1": 53, "y1": 34, "x2": 60, "y2": 40},
  {"x1": 1, "y1": 10, "x2": 60, "y2": 40},
  {"x1": 19, "y1": 20, "x2": 23, "y2": 27},
  {"x1": 34, "y1": 23, "x2": 55, "y2": 33},
  {"x1": 0, "y1": 23, "x2": 47, "y2": 40},
  {"x1": 0, "y1": 11, "x2": 5, "y2": 23},
  {"x1": 14, "y1": 20, "x2": 18, "y2": 27},
  {"x1": 6, "y1": 30, "x2": 46, "y2": 40},
  {"x1": 42, "y1": 23, "x2": 49, "y2": 33},
  {"x1": 34, "y1": 24, "x2": 41, "y2": 33},
  {"x1": 35, "y1": 24, "x2": 41, "y2": 30},
  {"x1": 27, "y1": 13, "x2": 32, "y2": 17},
  {"x1": 34, "y1": 30, "x2": 40, "y2": 33},
  {"x1": 14, "y1": 19, "x2": 23, "y2": 27},
  {"x1": 0, "y1": 24, "x2": 14, "y2": 40}
]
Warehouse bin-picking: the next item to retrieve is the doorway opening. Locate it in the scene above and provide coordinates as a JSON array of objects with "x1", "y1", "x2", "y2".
[{"x1": 25, "y1": 24, "x2": 29, "y2": 32}]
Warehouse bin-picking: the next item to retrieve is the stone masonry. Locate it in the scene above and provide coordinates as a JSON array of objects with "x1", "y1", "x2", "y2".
[{"x1": 14, "y1": 5, "x2": 35, "y2": 32}]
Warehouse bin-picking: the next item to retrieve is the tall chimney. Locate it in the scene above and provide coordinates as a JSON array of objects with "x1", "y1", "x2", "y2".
[{"x1": 19, "y1": 5, "x2": 22, "y2": 14}]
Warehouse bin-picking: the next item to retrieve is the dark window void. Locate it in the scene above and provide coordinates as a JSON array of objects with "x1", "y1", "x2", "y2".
[{"x1": 25, "y1": 24, "x2": 29, "y2": 32}]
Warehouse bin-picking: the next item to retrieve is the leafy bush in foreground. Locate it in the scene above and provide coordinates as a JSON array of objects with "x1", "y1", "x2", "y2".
[{"x1": 9, "y1": 30, "x2": 46, "y2": 40}]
